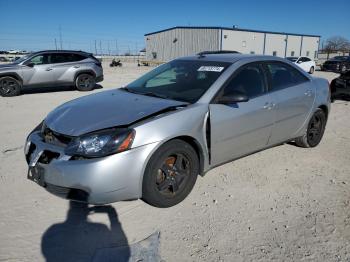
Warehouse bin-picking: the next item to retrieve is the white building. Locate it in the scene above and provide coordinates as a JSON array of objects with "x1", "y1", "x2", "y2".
[{"x1": 144, "y1": 26, "x2": 320, "y2": 61}]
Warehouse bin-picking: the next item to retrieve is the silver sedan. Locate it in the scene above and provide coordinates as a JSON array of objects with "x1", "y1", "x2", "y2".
[{"x1": 25, "y1": 53, "x2": 330, "y2": 208}]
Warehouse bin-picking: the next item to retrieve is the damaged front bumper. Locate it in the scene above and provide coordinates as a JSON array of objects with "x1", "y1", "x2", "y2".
[{"x1": 25, "y1": 131, "x2": 160, "y2": 204}]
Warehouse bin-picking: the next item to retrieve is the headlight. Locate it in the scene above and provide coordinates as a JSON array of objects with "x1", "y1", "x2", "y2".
[{"x1": 65, "y1": 128, "x2": 135, "y2": 158}]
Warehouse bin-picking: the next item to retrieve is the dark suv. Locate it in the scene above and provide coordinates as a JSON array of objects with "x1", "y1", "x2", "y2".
[
  {"x1": 330, "y1": 70, "x2": 350, "y2": 101},
  {"x1": 321, "y1": 56, "x2": 350, "y2": 73},
  {"x1": 0, "y1": 50, "x2": 103, "y2": 97}
]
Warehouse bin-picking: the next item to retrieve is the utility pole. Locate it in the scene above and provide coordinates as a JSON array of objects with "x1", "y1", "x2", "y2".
[
  {"x1": 59, "y1": 25, "x2": 63, "y2": 50},
  {"x1": 94, "y1": 40, "x2": 97, "y2": 55},
  {"x1": 108, "y1": 41, "x2": 111, "y2": 56},
  {"x1": 115, "y1": 39, "x2": 118, "y2": 56},
  {"x1": 99, "y1": 40, "x2": 102, "y2": 56},
  {"x1": 54, "y1": 38, "x2": 57, "y2": 50}
]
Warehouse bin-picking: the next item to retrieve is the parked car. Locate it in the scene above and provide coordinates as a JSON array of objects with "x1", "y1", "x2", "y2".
[
  {"x1": 0, "y1": 57, "x2": 9, "y2": 62},
  {"x1": 0, "y1": 50, "x2": 103, "y2": 97},
  {"x1": 286, "y1": 56, "x2": 316, "y2": 74},
  {"x1": 24, "y1": 53, "x2": 330, "y2": 208},
  {"x1": 321, "y1": 56, "x2": 350, "y2": 73},
  {"x1": 330, "y1": 70, "x2": 350, "y2": 101}
]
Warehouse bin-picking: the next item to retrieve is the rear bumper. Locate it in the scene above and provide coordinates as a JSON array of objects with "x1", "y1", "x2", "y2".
[
  {"x1": 322, "y1": 64, "x2": 340, "y2": 72},
  {"x1": 25, "y1": 131, "x2": 160, "y2": 204}
]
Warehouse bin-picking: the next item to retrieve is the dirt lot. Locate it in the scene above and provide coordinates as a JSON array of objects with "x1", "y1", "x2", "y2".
[{"x1": 0, "y1": 63, "x2": 349, "y2": 261}]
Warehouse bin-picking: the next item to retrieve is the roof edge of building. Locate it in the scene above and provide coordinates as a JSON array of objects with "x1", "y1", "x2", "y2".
[{"x1": 144, "y1": 26, "x2": 321, "y2": 38}]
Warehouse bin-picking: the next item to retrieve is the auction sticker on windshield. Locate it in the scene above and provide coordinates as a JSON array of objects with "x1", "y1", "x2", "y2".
[{"x1": 197, "y1": 66, "x2": 224, "y2": 72}]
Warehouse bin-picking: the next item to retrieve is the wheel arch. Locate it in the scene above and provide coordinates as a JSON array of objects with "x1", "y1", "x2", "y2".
[
  {"x1": 148, "y1": 136, "x2": 206, "y2": 177},
  {"x1": 74, "y1": 70, "x2": 96, "y2": 82},
  {"x1": 0, "y1": 72, "x2": 23, "y2": 84},
  {"x1": 318, "y1": 104, "x2": 329, "y2": 120},
  {"x1": 170, "y1": 136, "x2": 205, "y2": 176}
]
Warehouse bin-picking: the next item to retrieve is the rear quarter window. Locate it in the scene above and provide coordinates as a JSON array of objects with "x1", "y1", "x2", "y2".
[{"x1": 266, "y1": 62, "x2": 309, "y2": 91}]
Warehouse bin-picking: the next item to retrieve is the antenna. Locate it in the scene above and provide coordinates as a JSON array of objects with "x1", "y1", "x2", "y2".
[{"x1": 59, "y1": 25, "x2": 63, "y2": 50}]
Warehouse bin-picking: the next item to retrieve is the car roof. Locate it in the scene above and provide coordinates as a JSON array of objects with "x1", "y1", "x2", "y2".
[
  {"x1": 30, "y1": 50, "x2": 91, "y2": 56},
  {"x1": 175, "y1": 53, "x2": 288, "y2": 63}
]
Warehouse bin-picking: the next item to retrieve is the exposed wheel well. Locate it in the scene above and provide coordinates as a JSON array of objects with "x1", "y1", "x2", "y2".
[
  {"x1": 168, "y1": 136, "x2": 205, "y2": 176},
  {"x1": 318, "y1": 105, "x2": 329, "y2": 119}
]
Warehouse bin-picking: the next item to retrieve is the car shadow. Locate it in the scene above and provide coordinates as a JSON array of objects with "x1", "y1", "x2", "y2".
[
  {"x1": 21, "y1": 84, "x2": 103, "y2": 95},
  {"x1": 41, "y1": 201, "x2": 130, "y2": 262}
]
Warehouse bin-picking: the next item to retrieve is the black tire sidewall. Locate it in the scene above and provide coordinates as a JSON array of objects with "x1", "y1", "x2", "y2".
[
  {"x1": 142, "y1": 139, "x2": 199, "y2": 208},
  {"x1": 75, "y1": 74, "x2": 95, "y2": 91},
  {"x1": 0, "y1": 77, "x2": 21, "y2": 97},
  {"x1": 306, "y1": 109, "x2": 326, "y2": 147}
]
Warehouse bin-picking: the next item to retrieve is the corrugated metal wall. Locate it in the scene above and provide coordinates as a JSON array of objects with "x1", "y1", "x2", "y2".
[
  {"x1": 145, "y1": 28, "x2": 320, "y2": 61},
  {"x1": 145, "y1": 28, "x2": 220, "y2": 61},
  {"x1": 221, "y1": 30, "x2": 265, "y2": 54}
]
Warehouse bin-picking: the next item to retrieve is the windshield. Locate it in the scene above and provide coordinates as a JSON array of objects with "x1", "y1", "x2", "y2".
[
  {"x1": 126, "y1": 60, "x2": 231, "y2": 103},
  {"x1": 286, "y1": 57, "x2": 298, "y2": 62},
  {"x1": 12, "y1": 54, "x2": 30, "y2": 64}
]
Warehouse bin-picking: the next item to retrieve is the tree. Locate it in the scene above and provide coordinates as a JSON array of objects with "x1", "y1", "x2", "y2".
[{"x1": 323, "y1": 36, "x2": 350, "y2": 58}]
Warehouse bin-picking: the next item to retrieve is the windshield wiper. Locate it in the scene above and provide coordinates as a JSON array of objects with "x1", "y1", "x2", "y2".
[
  {"x1": 120, "y1": 88, "x2": 169, "y2": 100},
  {"x1": 140, "y1": 92, "x2": 169, "y2": 99}
]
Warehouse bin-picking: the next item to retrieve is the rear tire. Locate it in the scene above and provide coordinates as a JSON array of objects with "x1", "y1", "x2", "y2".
[
  {"x1": 75, "y1": 73, "x2": 95, "y2": 91},
  {"x1": 295, "y1": 109, "x2": 327, "y2": 148},
  {"x1": 0, "y1": 76, "x2": 21, "y2": 97},
  {"x1": 309, "y1": 66, "x2": 314, "y2": 74},
  {"x1": 142, "y1": 139, "x2": 199, "y2": 208}
]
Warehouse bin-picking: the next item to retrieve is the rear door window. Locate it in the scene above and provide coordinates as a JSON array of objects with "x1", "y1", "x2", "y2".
[
  {"x1": 50, "y1": 53, "x2": 86, "y2": 64},
  {"x1": 265, "y1": 62, "x2": 309, "y2": 91}
]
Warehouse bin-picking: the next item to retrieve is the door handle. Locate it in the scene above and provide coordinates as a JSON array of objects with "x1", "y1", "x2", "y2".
[
  {"x1": 45, "y1": 68, "x2": 53, "y2": 71},
  {"x1": 263, "y1": 102, "x2": 274, "y2": 110},
  {"x1": 73, "y1": 66, "x2": 80, "y2": 69},
  {"x1": 304, "y1": 90, "x2": 313, "y2": 96}
]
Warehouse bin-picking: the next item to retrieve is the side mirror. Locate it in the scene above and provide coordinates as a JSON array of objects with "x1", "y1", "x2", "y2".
[
  {"x1": 26, "y1": 62, "x2": 35, "y2": 67},
  {"x1": 217, "y1": 92, "x2": 249, "y2": 104},
  {"x1": 297, "y1": 60, "x2": 303, "y2": 64}
]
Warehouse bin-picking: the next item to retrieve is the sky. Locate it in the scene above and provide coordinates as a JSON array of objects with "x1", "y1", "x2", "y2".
[{"x1": 0, "y1": 0, "x2": 349, "y2": 54}]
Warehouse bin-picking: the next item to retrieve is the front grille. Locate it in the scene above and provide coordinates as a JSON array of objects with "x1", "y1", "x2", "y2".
[{"x1": 42, "y1": 127, "x2": 73, "y2": 147}]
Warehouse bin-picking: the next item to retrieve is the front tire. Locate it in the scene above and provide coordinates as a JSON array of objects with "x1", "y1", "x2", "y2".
[
  {"x1": 142, "y1": 140, "x2": 199, "y2": 208},
  {"x1": 75, "y1": 74, "x2": 95, "y2": 91},
  {"x1": 0, "y1": 76, "x2": 21, "y2": 97},
  {"x1": 295, "y1": 109, "x2": 327, "y2": 148}
]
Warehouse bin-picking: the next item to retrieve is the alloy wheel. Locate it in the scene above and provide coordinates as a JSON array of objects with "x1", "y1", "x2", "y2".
[
  {"x1": 156, "y1": 154, "x2": 191, "y2": 196},
  {"x1": 78, "y1": 75, "x2": 93, "y2": 89},
  {"x1": 307, "y1": 113, "x2": 324, "y2": 147},
  {"x1": 0, "y1": 77, "x2": 19, "y2": 95}
]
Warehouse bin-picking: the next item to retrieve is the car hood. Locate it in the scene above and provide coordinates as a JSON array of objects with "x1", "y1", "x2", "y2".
[
  {"x1": 0, "y1": 63, "x2": 18, "y2": 70},
  {"x1": 45, "y1": 89, "x2": 188, "y2": 136}
]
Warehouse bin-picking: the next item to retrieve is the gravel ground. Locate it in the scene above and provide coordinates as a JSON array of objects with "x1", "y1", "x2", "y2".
[{"x1": 0, "y1": 63, "x2": 349, "y2": 261}]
